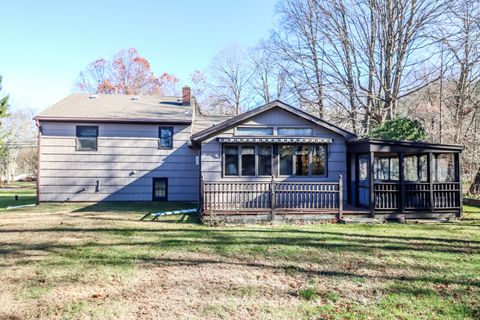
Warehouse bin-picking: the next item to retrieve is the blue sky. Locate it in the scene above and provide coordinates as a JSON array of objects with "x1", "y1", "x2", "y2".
[{"x1": 0, "y1": 0, "x2": 278, "y2": 112}]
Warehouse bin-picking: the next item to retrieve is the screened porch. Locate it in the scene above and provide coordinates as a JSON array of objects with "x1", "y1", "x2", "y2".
[{"x1": 347, "y1": 139, "x2": 463, "y2": 218}]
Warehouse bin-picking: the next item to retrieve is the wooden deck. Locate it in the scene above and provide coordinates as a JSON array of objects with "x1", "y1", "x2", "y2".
[{"x1": 200, "y1": 178, "x2": 461, "y2": 223}]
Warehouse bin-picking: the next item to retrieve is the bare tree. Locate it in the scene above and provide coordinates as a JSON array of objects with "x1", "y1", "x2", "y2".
[
  {"x1": 270, "y1": 0, "x2": 326, "y2": 118},
  {"x1": 207, "y1": 45, "x2": 254, "y2": 116},
  {"x1": 439, "y1": 0, "x2": 480, "y2": 193},
  {"x1": 249, "y1": 43, "x2": 289, "y2": 104},
  {"x1": 270, "y1": 0, "x2": 446, "y2": 133}
]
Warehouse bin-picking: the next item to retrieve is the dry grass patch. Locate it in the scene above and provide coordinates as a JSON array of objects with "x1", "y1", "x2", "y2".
[{"x1": 0, "y1": 204, "x2": 479, "y2": 319}]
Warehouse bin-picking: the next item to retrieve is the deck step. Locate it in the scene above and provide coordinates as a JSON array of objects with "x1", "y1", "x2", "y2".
[
  {"x1": 405, "y1": 218, "x2": 450, "y2": 224},
  {"x1": 338, "y1": 217, "x2": 385, "y2": 224}
]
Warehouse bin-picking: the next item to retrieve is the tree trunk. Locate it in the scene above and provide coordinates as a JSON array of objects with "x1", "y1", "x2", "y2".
[{"x1": 469, "y1": 168, "x2": 480, "y2": 194}]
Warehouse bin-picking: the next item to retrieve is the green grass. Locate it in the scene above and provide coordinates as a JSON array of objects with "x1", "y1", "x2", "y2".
[
  {"x1": 0, "y1": 182, "x2": 36, "y2": 210},
  {"x1": 1, "y1": 201, "x2": 479, "y2": 319}
]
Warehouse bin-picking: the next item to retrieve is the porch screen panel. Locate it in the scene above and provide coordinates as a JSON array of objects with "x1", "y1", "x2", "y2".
[
  {"x1": 374, "y1": 156, "x2": 399, "y2": 181},
  {"x1": 418, "y1": 155, "x2": 428, "y2": 182},
  {"x1": 404, "y1": 156, "x2": 419, "y2": 181},
  {"x1": 374, "y1": 158, "x2": 389, "y2": 180},
  {"x1": 258, "y1": 146, "x2": 272, "y2": 176},
  {"x1": 436, "y1": 153, "x2": 456, "y2": 182},
  {"x1": 241, "y1": 146, "x2": 255, "y2": 176},
  {"x1": 225, "y1": 146, "x2": 239, "y2": 176},
  {"x1": 390, "y1": 158, "x2": 399, "y2": 180}
]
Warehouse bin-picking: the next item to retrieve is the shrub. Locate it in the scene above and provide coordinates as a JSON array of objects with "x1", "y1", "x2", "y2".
[{"x1": 366, "y1": 117, "x2": 427, "y2": 142}]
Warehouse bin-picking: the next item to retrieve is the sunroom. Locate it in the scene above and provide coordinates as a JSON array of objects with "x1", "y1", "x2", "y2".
[{"x1": 346, "y1": 139, "x2": 463, "y2": 219}]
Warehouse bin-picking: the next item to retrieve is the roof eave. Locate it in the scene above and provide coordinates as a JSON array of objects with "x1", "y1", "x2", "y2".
[
  {"x1": 190, "y1": 100, "x2": 357, "y2": 143},
  {"x1": 34, "y1": 116, "x2": 192, "y2": 125},
  {"x1": 346, "y1": 138, "x2": 464, "y2": 152}
]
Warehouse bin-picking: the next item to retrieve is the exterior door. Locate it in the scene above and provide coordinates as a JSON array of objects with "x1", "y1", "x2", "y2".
[
  {"x1": 153, "y1": 178, "x2": 168, "y2": 201},
  {"x1": 358, "y1": 155, "x2": 370, "y2": 207}
]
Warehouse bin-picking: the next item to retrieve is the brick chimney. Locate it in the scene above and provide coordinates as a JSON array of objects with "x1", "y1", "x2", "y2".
[{"x1": 182, "y1": 86, "x2": 191, "y2": 106}]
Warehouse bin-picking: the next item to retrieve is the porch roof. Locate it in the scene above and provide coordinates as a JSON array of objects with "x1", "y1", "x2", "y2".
[
  {"x1": 346, "y1": 138, "x2": 463, "y2": 154},
  {"x1": 217, "y1": 137, "x2": 333, "y2": 144}
]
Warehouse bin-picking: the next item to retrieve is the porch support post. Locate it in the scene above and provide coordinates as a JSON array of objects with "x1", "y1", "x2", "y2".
[
  {"x1": 270, "y1": 176, "x2": 276, "y2": 221},
  {"x1": 369, "y1": 152, "x2": 375, "y2": 218},
  {"x1": 200, "y1": 174, "x2": 205, "y2": 215},
  {"x1": 428, "y1": 153, "x2": 434, "y2": 213},
  {"x1": 399, "y1": 152, "x2": 405, "y2": 213},
  {"x1": 456, "y1": 152, "x2": 463, "y2": 218},
  {"x1": 338, "y1": 175, "x2": 343, "y2": 219},
  {"x1": 354, "y1": 154, "x2": 359, "y2": 207}
]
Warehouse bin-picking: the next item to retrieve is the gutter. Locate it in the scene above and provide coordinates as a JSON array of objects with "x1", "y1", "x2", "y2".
[{"x1": 33, "y1": 116, "x2": 192, "y2": 125}]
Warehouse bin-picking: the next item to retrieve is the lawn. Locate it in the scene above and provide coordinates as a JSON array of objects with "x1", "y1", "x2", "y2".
[
  {"x1": 0, "y1": 182, "x2": 36, "y2": 210},
  {"x1": 0, "y1": 200, "x2": 479, "y2": 319}
]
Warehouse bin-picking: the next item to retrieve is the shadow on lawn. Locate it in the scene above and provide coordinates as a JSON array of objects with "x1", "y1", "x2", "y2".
[
  {"x1": 1, "y1": 244, "x2": 479, "y2": 289},
  {"x1": 71, "y1": 202, "x2": 198, "y2": 214},
  {"x1": 2, "y1": 222, "x2": 480, "y2": 245},
  {"x1": 1, "y1": 223, "x2": 479, "y2": 260}
]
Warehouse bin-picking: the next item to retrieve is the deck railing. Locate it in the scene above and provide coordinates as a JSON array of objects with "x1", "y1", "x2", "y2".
[
  {"x1": 201, "y1": 176, "x2": 343, "y2": 218},
  {"x1": 374, "y1": 181, "x2": 461, "y2": 211}
]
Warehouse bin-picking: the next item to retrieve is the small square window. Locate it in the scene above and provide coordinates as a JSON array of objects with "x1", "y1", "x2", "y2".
[
  {"x1": 159, "y1": 127, "x2": 174, "y2": 149},
  {"x1": 76, "y1": 126, "x2": 98, "y2": 151}
]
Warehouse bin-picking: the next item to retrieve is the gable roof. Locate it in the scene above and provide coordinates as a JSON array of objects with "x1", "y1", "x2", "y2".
[
  {"x1": 34, "y1": 93, "x2": 193, "y2": 124},
  {"x1": 190, "y1": 100, "x2": 356, "y2": 143}
]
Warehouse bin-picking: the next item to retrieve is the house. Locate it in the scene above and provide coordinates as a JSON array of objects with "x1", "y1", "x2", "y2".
[{"x1": 34, "y1": 87, "x2": 463, "y2": 222}]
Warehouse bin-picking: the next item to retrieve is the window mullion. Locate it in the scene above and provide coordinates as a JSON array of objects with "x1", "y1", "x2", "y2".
[
  {"x1": 238, "y1": 146, "x2": 241, "y2": 177},
  {"x1": 308, "y1": 145, "x2": 312, "y2": 176},
  {"x1": 255, "y1": 146, "x2": 258, "y2": 177},
  {"x1": 292, "y1": 145, "x2": 296, "y2": 176}
]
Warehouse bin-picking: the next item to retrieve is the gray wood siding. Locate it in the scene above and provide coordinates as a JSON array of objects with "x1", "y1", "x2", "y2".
[
  {"x1": 200, "y1": 107, "x2": 348, "y2": 201},
  {"x1": 39, "y1": 122, "x2": 198, "y2": 202}
]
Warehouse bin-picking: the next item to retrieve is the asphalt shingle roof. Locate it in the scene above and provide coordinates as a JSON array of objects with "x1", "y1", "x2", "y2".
[
  {"x1": 35, "y1": 93, "x2": 193, "y2": 123},
  {"x1": 192, "y1": 114, "x2": 232, "y2": 133}
]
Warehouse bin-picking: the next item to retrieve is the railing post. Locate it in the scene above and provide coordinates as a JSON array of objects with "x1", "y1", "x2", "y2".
[
  {"x1": 456, "y1": 152, "x2": 463, "y2": 218},
  {"x1": 270, "y1": 176, "x2": 276, "y2": 222},
  {"x1": 338, "y1": 175, "x2": 343, "y2": 220},
  {"x1": 399, "y1": 152, "x2": 405, "y2": 214},
  {"x1": 200, "y1": 174, "x2": 205, "y2": 215},
  {"x1": 369, "y1": 152, "x2": 375, "y2": 218},
  {"x1": 428, "y1": 153, "x2": 434, "y2": 213}
]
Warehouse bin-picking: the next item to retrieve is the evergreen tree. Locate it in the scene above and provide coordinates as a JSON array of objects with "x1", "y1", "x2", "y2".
[{"x1": 366, "y1": 117, "x2": 427, "y2": 142}]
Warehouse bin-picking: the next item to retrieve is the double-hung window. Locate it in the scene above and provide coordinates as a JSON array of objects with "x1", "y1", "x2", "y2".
[
  {"x1": 76, "y1": 126, "x2": 98, "y2": 151},
  {"x1": 224, "y1": 145, "x2": 273, "y2": 176},
  {"x1": 159, "y1": 127, "x2": 174, "y2": 149}
]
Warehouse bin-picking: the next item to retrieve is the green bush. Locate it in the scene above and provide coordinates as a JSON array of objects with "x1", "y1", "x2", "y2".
[{"x1": 366, "y1": 117, "x2": 427, "y2": 142}]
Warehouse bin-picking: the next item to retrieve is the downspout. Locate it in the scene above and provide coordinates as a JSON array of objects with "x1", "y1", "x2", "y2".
[{"x1": 35, "y1": 119, "x2": 42, "y2": 205}]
